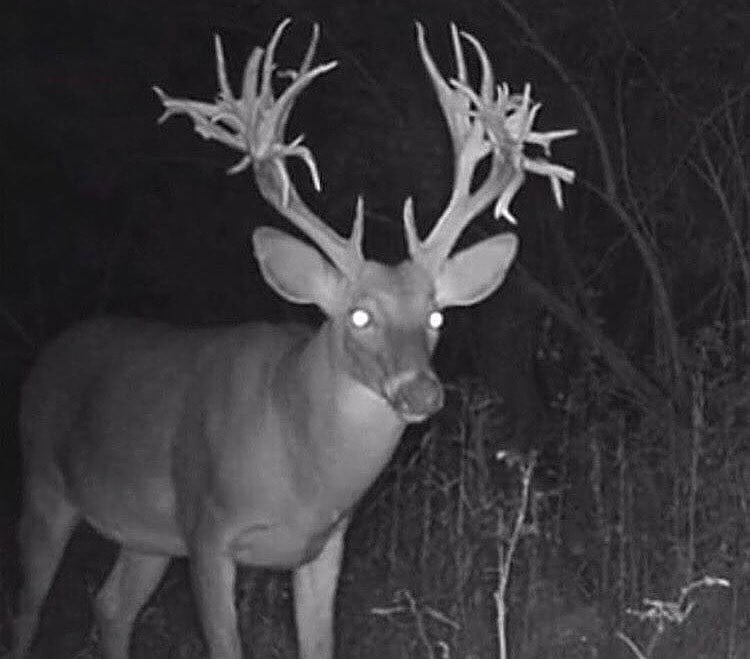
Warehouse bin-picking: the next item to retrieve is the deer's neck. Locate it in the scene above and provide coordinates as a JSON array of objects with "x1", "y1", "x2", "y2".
[{"x1": 274, "y1": 321, "x2": 406, "y2": 504}]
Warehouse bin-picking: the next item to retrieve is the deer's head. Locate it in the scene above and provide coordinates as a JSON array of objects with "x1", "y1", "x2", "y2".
[{"x1": 155, "y1": 20, "x2": 575, "y2": 423}]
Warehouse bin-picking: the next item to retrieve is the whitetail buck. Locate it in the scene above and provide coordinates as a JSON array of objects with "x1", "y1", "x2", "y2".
[{"x1": 11, "y1": 19, "x2": 574, "y2": 659}]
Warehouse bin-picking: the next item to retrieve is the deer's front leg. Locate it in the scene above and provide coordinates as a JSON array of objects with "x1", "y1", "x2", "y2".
[
  {"x1": 190, "y1": 527, "x2": 241, "y2": 659},
  {"x1": 293, "y1": 519, "x2": 348, "y2": 659}
]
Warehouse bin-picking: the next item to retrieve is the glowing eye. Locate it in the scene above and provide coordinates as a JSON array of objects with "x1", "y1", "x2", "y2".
[
  {"x1": 350, "y1": 308, "x2": 371, "y2": 328},
  {"x1": 428, "y1": 310, "x2": 444, "y2": 330}
]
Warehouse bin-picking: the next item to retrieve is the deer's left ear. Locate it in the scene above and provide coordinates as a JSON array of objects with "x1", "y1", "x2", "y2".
[
  {"x1": 252, "y1": 226, "x2": 345, "y2": 315},
  {"x1": 434, "y1": 233, "x2": 518, "y2": 308}
]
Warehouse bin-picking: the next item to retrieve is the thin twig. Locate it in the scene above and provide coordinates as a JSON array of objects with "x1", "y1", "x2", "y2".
[
  {"x1": 616, "y1": 630, "x2": 648, "y2": 658},
  {"x1": 494, "y1": 452, "x2": 537, "y2": 659}
]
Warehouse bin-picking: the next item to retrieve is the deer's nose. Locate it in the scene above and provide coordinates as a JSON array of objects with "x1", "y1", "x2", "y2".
[{"x1": 384, "y1": 371, "x2": 444, "y2": 423}]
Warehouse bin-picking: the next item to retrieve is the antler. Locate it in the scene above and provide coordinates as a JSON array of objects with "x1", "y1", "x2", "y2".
[
  {"x1": 406, "y1": 23, "x2": 577, "y2": 275},
  {"x1": 154, "y1": 20, "x2": 366, "y2": 278}
]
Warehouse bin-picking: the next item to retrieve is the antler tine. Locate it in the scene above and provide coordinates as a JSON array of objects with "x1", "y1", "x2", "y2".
[
  {"x1": 403, "y1": 196, "x2": 420, "y2": 256},
  {"x1": 407, "y1": 24, "x2": 577, "y2": 274},
  {"x1": 154, "y1": 21, "x2": 366, "y2": 278},
  {"x1": 350, "y1": 195, "x2": 365, "y2": 260}
]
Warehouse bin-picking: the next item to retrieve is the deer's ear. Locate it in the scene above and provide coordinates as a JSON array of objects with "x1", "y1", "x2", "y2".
[
  {"x1": 435, "y1": 233, "x2": 518, "y2": 308},
  {"x1": 252, "y1": 227, "x2": 344, "y2": 315}
]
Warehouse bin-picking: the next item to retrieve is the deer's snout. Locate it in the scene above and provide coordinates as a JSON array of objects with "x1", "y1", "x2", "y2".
[{"x1": 384, "y1": 371, "x2": 444, "y2": 423}]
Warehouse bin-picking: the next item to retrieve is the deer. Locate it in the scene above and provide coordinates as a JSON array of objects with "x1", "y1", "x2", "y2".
[{"x1": 11, "y1": 19, "x2": 575, "y2": 659}]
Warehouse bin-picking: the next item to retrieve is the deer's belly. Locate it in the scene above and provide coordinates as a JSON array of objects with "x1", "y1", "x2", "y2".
[
  {"x1": 59, "y1": 426, "x2": 186, "y2": 553},
  {"x1": 64, "y1": 461, "x2": 186, "y2": 554},
  {"x1": 85, "y1": 511, "x2": 187, "y2": 555}
]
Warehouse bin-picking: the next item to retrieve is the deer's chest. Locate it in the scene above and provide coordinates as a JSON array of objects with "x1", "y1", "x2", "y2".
[{"x1": 229, "y1": 504, "x2": 345, "y2": 568}]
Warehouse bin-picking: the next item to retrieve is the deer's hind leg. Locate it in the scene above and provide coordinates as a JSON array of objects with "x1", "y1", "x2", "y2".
[
  {"x1": 13, "y1": 479, "x2": 79, "y2": 658},
  {"x1": 93, "y1": 549, "x2": 170, "y2": 659}
]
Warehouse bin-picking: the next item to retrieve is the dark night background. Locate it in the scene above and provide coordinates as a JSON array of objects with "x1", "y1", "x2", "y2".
[{"x1": 1, "y1": 0, "x2": 749, "y2": 657}]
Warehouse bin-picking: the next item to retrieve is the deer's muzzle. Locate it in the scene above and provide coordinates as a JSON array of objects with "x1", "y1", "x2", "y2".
[{"x1": 384, "y1": 370, "x2": 444, "y2": 423}]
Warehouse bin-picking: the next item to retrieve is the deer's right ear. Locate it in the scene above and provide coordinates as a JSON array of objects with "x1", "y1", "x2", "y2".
[{"x1": 252, "y1": 227, "x2": 345, "y2": 315}]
